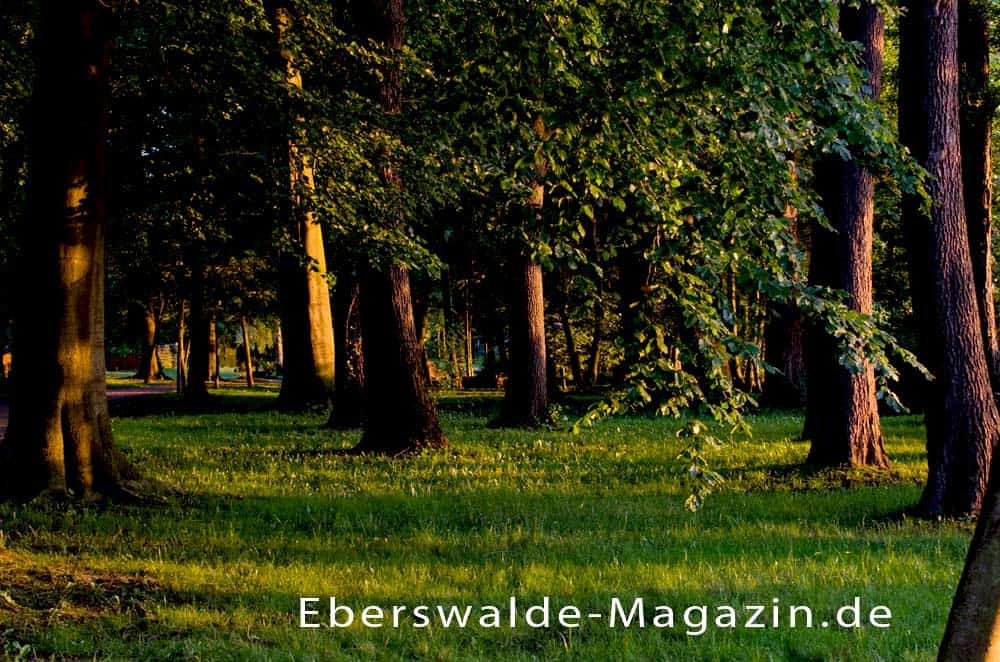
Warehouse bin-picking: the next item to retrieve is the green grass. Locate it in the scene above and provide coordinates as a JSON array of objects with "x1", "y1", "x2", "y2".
[{"x1": 0, "y1": 389, "x2": 970, "y2": 660}]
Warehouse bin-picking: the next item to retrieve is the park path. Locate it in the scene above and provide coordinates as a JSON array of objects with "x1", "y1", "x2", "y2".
[{"x1": 0, "y1": 383, "x2": 175, "y2": 437}]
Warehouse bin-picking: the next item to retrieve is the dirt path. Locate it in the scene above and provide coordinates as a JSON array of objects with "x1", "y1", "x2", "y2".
[{"x1": 0, "y1": 384, "x2": 175, "y2": 436}]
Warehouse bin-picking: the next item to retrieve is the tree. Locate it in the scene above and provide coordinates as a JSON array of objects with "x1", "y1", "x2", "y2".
[
  {"x1": 802, "y1": 2, "x2": 888, "y2": 468},
  {"x1": 498, "y1": 115, "x2": 550, "y2": 427},
  {"x1": 958, "y1": 0, "x2": 999, "y2": 393},
  {"x1": 270, "y1": 0, "x2": 336, "y2": 410},
  {"x1": 326, "y1": 271, "x2": 364, "y2": 428},
  {"x1": 899, "y1": 0, "x2": 1000, "y2": 516},
  {"x1": 498, "y1": 251, "x2": 549, "y2": 426},
  {"x1": 0, "y1": 0, "x2": 136, "y2": 499},
  {"x1": 938, "y1": 461, "x2": 1000, "y2": 658},
  {"x1": 135, "y1": 296, "x2": 166, "y2": 383},
  {"x1": 353, "y1": 0, "x2": 446, "y2": 454}
]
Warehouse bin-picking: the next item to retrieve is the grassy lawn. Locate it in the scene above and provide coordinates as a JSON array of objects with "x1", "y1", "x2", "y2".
[{"x1": 0, "y1": 389, "x2": 969, "y2": 660}]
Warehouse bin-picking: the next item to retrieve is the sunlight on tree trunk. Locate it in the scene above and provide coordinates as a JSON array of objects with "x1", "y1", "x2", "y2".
[{"x1": 1, "y1": 1, "x2": 137, "y2": 499}]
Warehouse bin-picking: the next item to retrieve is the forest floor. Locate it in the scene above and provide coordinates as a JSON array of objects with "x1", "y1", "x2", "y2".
[{"x1": 0, "y1": 387, "x2": 970, "y2": 660}]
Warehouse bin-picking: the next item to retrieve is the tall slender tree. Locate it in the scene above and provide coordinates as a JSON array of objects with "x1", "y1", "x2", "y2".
[
  {"x1": 899, "y1": 0, "x2": 1000, "y2": 517},
  {"x1": 498, "y1": 114, "x2": 550, "y2": 427},
  {"x1": 1, "y1": 0, "x2": 136, "y2": 498},
  {"x1": 803, "y1": 2, "x2": 888, "y2": 467},
  {"x1": 270, "y1": 0, "x2": 336, "y2": 410},
  {"x1": 353, "y1": 0, "x2": 445, "y2": 453}
]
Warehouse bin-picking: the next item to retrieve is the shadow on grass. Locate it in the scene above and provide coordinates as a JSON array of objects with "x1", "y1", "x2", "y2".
[{"x1": 109, "y1": 392, "x2": 279, "y2": 419}]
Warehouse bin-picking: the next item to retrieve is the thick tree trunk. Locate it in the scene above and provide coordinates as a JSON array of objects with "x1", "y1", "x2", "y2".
[
  {"x1": 803, "y1": 3, "x2": 888, "y2": 468},
  {"x1": 353, "y1": 0, "x2": 445, "y2": 452},
  {"x1": 938, "y1": 5, "x2": 1000, "y2": 652},
  {"x1": 900, "y1": 0, "x2": 1000, "y2": 516},
  {"x1": 356, "y1": 265, "x2": 446, "y2": 452},
  {"x1": 240, "y1": 316, "x2": 255, "y2": 388},
  {"x1": 939, "y1": 463, "x2": 1000, "y2": 659},
  {"x1": 271, "y1": 1, "x2": 336, "y2": 410},
  {"x1": 0, "y1": 1, "x2": 135, "y2": 499},
  {"x1": 327, "y1": 275, "x2": 365, "y2": 428},
  {"x1": 499, "y1": 255, "x2": 549, "y2": 426},
  {"x1": 959, "y1": 0, "x2": 1000, "y2": 394}
]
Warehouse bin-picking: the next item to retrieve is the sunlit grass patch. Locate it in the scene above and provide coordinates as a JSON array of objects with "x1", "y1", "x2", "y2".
[{"x1": 0, "y1": 390, "x2": 965, "y2": 660}]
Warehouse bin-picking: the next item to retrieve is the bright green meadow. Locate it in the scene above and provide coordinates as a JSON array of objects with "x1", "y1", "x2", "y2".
[{"x1": 0, "y1": 387, "x2": 971, "y2": 660}]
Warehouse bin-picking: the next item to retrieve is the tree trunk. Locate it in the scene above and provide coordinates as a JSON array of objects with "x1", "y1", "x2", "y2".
[
  {"x1": 939, "y1": 462, "x2": 1000, "y2": 658},
  {"x1": 558, "y1": 301, "x2": 584, "y2": 388},
  {"x1": 327, "y1": 275, "x2": 365, "y2": 428},
  {"x1": 183, "y1": 268, "x2": 210, "y2": 405},
  {"x1": 176, "y1": 297, "x2": 186, "y2": 394},
  {"x1": 0, "y1": 1, "x2": 135, "y2": 499},
  {"x1": 959, "y1": 0, "x2": 1000, "y2": 394},
  {"x1": 135, "y1": 298, "x2": 161, "y2": 384},
  {"x1": 900, "y1": 0, "x2": 1000, "y2": 516},
  {"x1": 463, "y1": 285, "x2": 474, "y2": 378},
  {"x1": 499, "y1": 255, "x2": 549, "y2": 426},
  {"x1": 208, "y1": 315, "x2": 219, "y2": 388},
  {"x1": 240, "y1": 316, "x2": 255, "y2": 388},
  {"x1": 275, "y1": 323, "x2": 284, "y2": 372},
  {"x1": 356, "y1": 265, "x2": 446, "y2": 453},
  {"x1": 271, "y1": 1, "x2": 336, "y2": 410},
  {"x1": 353, "y1": 0, "x2": 445, "y2": 453},
  {"x1": 586, "y1": 302, "x2": 604, "y2": 389},
  {"x1": 803, "y1": 3, "x2": 888, "y2": 468},
  {"x1": 585, "y1": 217, "x2": 604, "y2": 389}
]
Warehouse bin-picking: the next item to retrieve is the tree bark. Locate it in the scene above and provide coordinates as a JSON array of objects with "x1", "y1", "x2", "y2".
[
  {"x1": 135, "y1": 298, "x2": 162, "y2": 384},
  {"x1": 271, "y1": 1, "x2": 336, "y2": 410},
  {"x1": 183, "y1": 267, "x2": 210, "y2": 405},
  {"x1": 275, "y1": 323, "x2": 284, "y2": 372},
  {"x1": 959, "y1": 0, "x2": 1000, "y2": 394},
  {"x1": 463, "y1": 285, "x2": 474, "y2": 378},
  {"x1": 240, "y1": 316, "x2": 255, "y2": 388},
  {"x1": 357, "y1": 265, "x2": 446, "y2": 452},
  {"x1": 499, "y1": 255, "x2": 549, "y2": 426},
  {"x1": 208, "y1": 315, "x2": 219, "y2": 388},
  {"x1": 939, "y1": 462, "x2": 1000, "y2": 659},
  {"x1": 803, "y1": 3, "x2": 888, "y2": 468},
  {"x1": 0, "y1": 1, "x2": 135, "y2": 499},
  {"x1": 327, "y1": 275, "x2": 365, "y2": 428},
  {"x1": 353, "y1": 0, "x2": 445, "y2": 452},
  {"x1": 900, "y1": 0, "x2": 1000, "y2": 516},
  {"x1": 938, "y1": 5, "x2": 1000, "y2": 652},
  {"x1": 175, "y1": 297, "x2": 186, "y2": 393}
]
